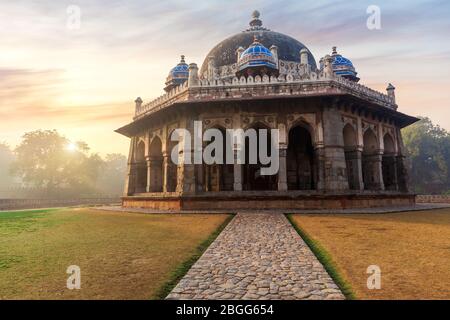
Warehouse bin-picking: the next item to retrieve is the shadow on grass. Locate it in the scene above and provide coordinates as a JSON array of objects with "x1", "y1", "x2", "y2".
[
  {"x1": 153, "y1": 214, "x2": 235, "y2": 300},
  {"x1": 286, "y1": 214, "x2": 356, "y2": 300}
]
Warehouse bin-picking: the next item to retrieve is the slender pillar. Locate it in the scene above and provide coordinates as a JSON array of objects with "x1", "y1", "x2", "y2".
[
  {"x1": 146, "y1": 158, "x2": 152, "y2": 192},
  {"x1": 391, "y1": 157, "x2": 399, "y2": 190},
  {"x1": 205, "y1": 164, "x2": 210, "y2": 192},
  {"x1": 355, "y1": 149, "x2": 364, "y2": 190},
  {"x1": 277, "y1": 146, "x2": 288, "y2": 191},
  {"x1": 395, "y1": 127, "x2": 410, "y2": 193},
  {"x1": 233, "y1": 165, "x2": 243, "y2": 191},
  {"x1": 196, "y1": 163, "x2": 204, "y2": 192},
  {"x1": 233, "y1": 147, "x2": 243, "y2": 191},
  {"x1": 162, "y1": 153, "x2": 169, "y2": 192},
  {"x1": 376, "y1": 153, "x2": 385, "y2": 191}
]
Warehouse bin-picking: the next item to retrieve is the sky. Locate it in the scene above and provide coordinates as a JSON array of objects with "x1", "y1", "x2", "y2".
[{"x1": 1, "y1": 0, "x2": 450, "y2": 156}]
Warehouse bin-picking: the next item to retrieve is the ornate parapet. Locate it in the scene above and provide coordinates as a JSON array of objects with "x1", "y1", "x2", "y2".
[
  {"x1": 134, "y1": 73, "x2": 397, "y2": 119},
  {"x1": 134, "y1": 81, "x2": 189, "y2": 119}
]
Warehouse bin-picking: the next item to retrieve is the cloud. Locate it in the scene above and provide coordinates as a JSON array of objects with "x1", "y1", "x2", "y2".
[
  {"x1": 0, "y1": 67, "x2": 132, "y2": 125},
  {"x1": 1, "y1": 0, "x2": 450, "y2": 155}
]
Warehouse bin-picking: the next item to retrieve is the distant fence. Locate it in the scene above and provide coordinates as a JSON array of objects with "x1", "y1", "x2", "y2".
[
  {"x1": 0, "y1": 198, "x2": 121, "y2": 211},
  {"x1": 416, "y1": 195, "x2": 450, "y2": 203}
]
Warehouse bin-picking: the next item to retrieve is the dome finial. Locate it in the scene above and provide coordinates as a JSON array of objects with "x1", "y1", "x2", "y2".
[
  {"x1": 180, "y1": 55, "x2": 185, "y2": 63},
  {"x1": 332, "y1": 46, "x2": 337, "y2": 55},
  {"x1": 249, "y1": 10, "x2": 263, "y2": 28}
]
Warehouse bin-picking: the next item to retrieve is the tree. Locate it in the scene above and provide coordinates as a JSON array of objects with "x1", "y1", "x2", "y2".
[
  {"x1": 0, "y1": 142, "x2": 16, "y2": 193},
  {"x1": 402, "y1": 117, "x2": 450, "y2": 194},
  {"x1": 10, "y1": 129, "x2": 128, "y2": 198},
  {"x1": 11, "y1": 130, "x2": 103, "y2": 198},
  {"x1": 97, "y1": 153, "x2": 127, "y2": 196}
]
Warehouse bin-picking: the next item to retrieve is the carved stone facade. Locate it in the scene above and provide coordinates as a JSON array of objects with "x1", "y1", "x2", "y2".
[{"x1": 116, "y1": 11, "x2": 418, "y2": 210}]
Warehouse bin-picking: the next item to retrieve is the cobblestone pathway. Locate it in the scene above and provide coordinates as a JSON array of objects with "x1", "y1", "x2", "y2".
[{"x1": 166, "y1": 213, "x2": 344, "y2": 300}]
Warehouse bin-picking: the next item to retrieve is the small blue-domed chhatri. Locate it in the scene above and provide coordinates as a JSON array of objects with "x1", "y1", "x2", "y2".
[
  {"x1": 330, "y1": 47, "x2": 359, "y2": 82},
  {"x1": 164, "y1": 55, "x2": 189, "y2": 92},
  {"x1": 236, "y1": 36, "x2": 279, "y2": 77}
]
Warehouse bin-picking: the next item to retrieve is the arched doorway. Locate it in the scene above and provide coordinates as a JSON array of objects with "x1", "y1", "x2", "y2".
[
  {"x1": 343, "y1": 124, "x2": 359, "y2": 190},
  {"x1": 382, "y1": 133, "x2": 398, "y2": 190},
  {"x1": 148, "y1": 137, "x2": 163, "y2": 192},
  {"x1": 287, "y1": 125, "x2": 316, "y2": 190},
  {"x1": 362, "y1": 128, "x2": 382, "y2": 190},
  {"x1": 204, "y1": 127, "x2": 234, "y2": 191},
  {"x1": 135, "y1": 140, "x2": 147, "y2": 193},
  {"x1": 243, "y1": 123, "x2": 277, "y2": 190}
]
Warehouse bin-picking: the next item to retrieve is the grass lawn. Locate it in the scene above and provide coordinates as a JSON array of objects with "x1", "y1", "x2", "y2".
[
  {"x1": 290, "y1": 209, "x2": 450, "y2": 300},
  {"x1": 0, "y1": 208, "x2": 231, "y2": 299}
]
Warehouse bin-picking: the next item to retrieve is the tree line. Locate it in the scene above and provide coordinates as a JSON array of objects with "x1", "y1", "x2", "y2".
[
  {"x1": 0, "y1": 130, "x2": 127, "y2": 199},
  {"x1": 402, "y1": 117, "x2": 450, "y2": 194},
  {"x1": 1, "y1": 118, "x2": 450, "y2": 198}
]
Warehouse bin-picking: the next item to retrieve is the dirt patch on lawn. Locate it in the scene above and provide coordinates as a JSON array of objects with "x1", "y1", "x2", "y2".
[{"x1": 291, "y1": 209, "x2": 450, "y2": 299}]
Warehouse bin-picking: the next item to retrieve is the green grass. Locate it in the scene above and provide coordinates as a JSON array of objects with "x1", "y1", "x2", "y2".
[
  {"x1": 0, "y1": 208, "x2": 59, "y2": 219},
  {"x1": 0, "y1": 208, "x2": 76, "y2": 237},
  {"x1": 286, "y1": 214, "x2": 356, "y2": 300},
  {"x1": 0, "y1": 209, "x2": 77, "y2": 271},
  {"x1": 154, "y1": 214, "x2": 235, "y2": 299},
  {"x1": 0, "y1": 208, "x2": 232, "y2": 299}
]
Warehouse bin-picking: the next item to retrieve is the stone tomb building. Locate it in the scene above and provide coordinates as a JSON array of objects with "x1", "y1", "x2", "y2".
[{"x1": 116, "y1": 11, "x2": 418, "y2": 210}]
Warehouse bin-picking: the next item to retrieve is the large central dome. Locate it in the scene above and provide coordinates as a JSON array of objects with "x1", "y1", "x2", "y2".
[{"x1": 200, "y1": 11, "x2": 317, "y2": 75}]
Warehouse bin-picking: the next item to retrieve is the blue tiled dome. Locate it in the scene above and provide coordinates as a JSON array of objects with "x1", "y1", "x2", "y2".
[
  {"x1": 330, "y1": 47, "x2": 359, "y2": 82},
  {"x1": 170, "y1": 58, "x2": 189, "y2": 77},
  {"x1": 240, "y1": 43, "x2": 273, "y2": 59},
  {"x1": 237, "y1": 36, "x2": 278, "y2": 76},
  {"x1": 165, "y1": 55, "x2": 189, "y2": 91}
]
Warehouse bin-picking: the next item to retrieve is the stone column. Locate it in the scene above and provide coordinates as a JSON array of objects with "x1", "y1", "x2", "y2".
[
  {"x1": 233, "y1": 164, "x2": 243, "y2": 191},
  {"x1": 396, "y1": 155, "x2": 409, "y2": 192},
  {"x1": 195, "y1": 163, "x2": 204, "y2": 192},
  {"x1": 395, "y1": 127, "x2": 410, "y2": 193},
  {"x1": 162, "y1": 153, "x2": 170, "y2": 193},
  {"x1": 391, "y1": 156, "x2": 399, "y2": 191},
  {"x1": 148, "y1": 158, "x2": 163, "y2": 192},
  {"x1": 176, "y1": 118, "x2": 196, "y2": 194},
  {"x1": 354, "y1": 149, "x2": 364, "y2": 190},
  {"x1": 363, "y1": 153, "x2": 384, "y2": 191},
  {"x1": 345, "y1": 148, "x2": 364, "y2": 190},
  {"x1": 356, "y1": 118, "x2": 364, "y2": 190},
  {"x1": 314, "y1": 115, "x2": 326, "y2": 191},
  {"x1": 146, "y1": 158, "x2": 152, "y2": 192},
  {"x1": 205, "y1": 164, "x2": 210, "y2": 192},
  {"x1": 123, "y1": 137, "x2": 137, "y2": 196},
  {"x1": 277, "y1": 146, "x2": 288, "y2": 191},
  {"x1": 321, "y1": 105, "x2": 349, "y2": 191},
  {"x1": 232, "y1": 111, "x2": 243, "y2": 191},
  {"x1": 375, "y1": 153, "x2": 385, "y2": 191},
  {"x1": 176, "y1": 160, "x2": 196, "y2": 194},
  {"x1": 315, "y1": 146, "x2": 326, "y2": 191}
]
